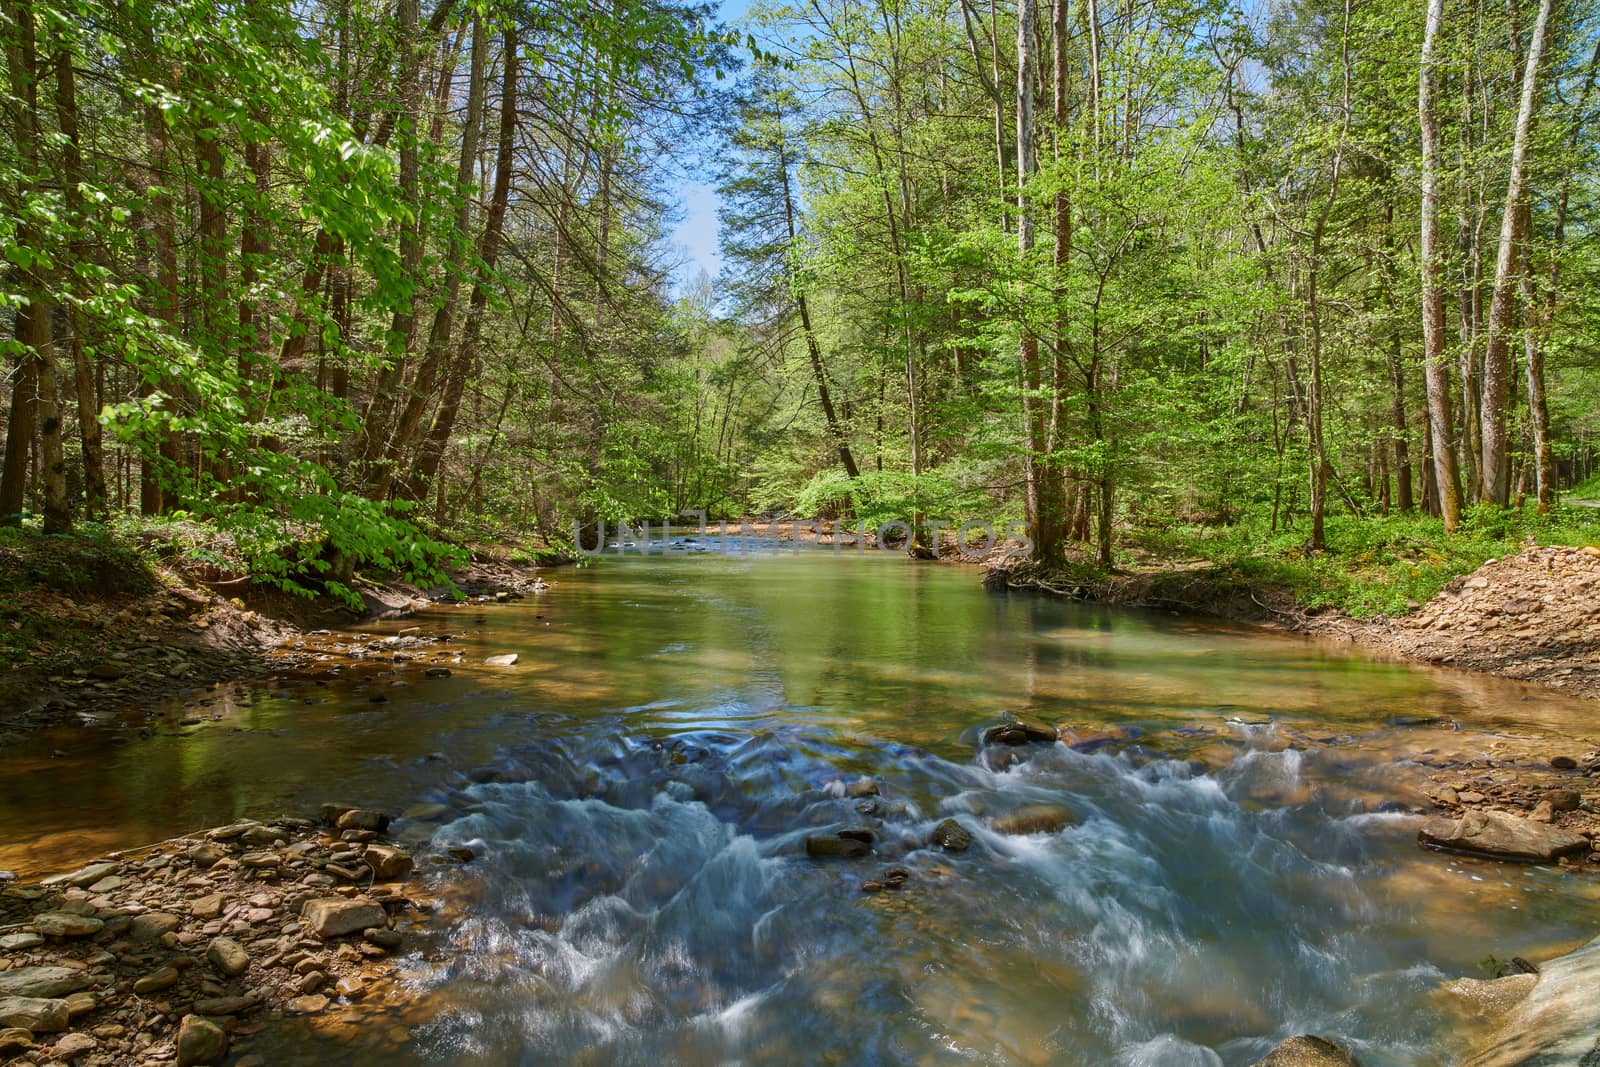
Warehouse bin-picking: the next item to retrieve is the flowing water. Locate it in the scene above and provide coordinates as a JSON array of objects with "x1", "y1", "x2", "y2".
[{"x1": 4, "y1": 545, "x2": 1600, "y2": 1065}]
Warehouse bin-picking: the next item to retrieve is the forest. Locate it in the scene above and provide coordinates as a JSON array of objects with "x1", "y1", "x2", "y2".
[{"x1": 1, "y1": 0, "x2": 1598, "y2": 607}]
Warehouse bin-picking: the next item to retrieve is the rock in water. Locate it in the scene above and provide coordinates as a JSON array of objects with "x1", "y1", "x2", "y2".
[
  {"x1": 1250, "y1": 1035, "x2": 1362, "y2": 1066},
  {"x1": 982, "y1": 720, "x2": 1058, "y2": 746},
  {"x1": 484, "y1": 653, "x2": 519, "y2": 666},
  {"x1": 992, "y1": 805, "x2": 1075, "y2": 836},
  {"x1": 301, "y1": 897, "x2": 387, "y2": 939},
  {"x1": 929, "y1": 818, "x2": 973, "y2": 852},
  {"x1": 176, "y1": 1014, "x2": 229, "y2": 1066},
  {"x1": 363, "y1": 843, "x2": 413, "y2": 880},
  {"x1": 1459, "y1": 934, "x2": 1600, "y2": 1066},
  {"x1": 804, "y1": 834, "x2": 870, "y2": 859},
  {"x1": 1417, "y1": 809, "x2": 1589, "y2": 863}
]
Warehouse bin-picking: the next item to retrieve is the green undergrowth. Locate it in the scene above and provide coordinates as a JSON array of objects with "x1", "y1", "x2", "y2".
[{"x1": 1127, "y1": 504, "x2": 1600, "y2": 619}]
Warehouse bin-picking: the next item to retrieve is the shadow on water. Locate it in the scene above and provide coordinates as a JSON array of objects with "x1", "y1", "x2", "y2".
[{"x1": 3, "y1": 547, "x2": 1599, "y2": 1064}]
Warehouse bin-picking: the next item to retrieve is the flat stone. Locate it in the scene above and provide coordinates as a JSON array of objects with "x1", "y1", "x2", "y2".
[
  {"x1": 239, "y1": 852, "x2": 280, "y2": 869},
  {"x1": 335, "y1": 809, "x2": 388, "y2": 833},
  {"x1": 0, "y1": 933, "x2": 43, "y2": 951},
  {"x1": 804, "y1": 834, "x2": 870, "y2": 859},
  {"x1": 930, "y1": 818, "x2": 974, "y2": 852},
  {"x1": 51, "y1": 1032, "x2": 97, "y2": 1060},
  {"x1": 363, "y1": 928, "x2": 403, "y2": 950},
  {"x1": 0, "y1": 996, "x2": 70, "y2": 1032},
  {"x1": 206, "y1": 821, "x2": 260, "y2": 842},
  {"x1": 191, "y1": 995, "x2": 256, "y2": 1015},
  {"x1": 287, "y1": 994, "x2": 329, "y2": 1014},
  {"x1": 206, "y1": 937, "x2": 250, "y2": 977},
  {"x1": 85, "y1": 875, "x2": 121, "y2": 893},
  {"x1": 188, "y1": 844, "x2": 227, "y2": 869},
  {"x1": 1249, "y1": 1035, "x2": 1362, "y2": 1065},
  {"x1": 1418, "y1": 810, "x2": 1589, "y2": 863},
  {"x1": 176, "y1": 1013, "x2": 229, "y2": 1065},
  {"x1": 363, "y1": 844, "x2": 413, "y2": 880},
  {"x1": 401, "y1": 802, "x2": 452, "y2": 821},
  {"x1": 484, "y1": 653, "x2": 519, "y2": 666},
  {"x1": 334, "y1": 975, "x2": 366, "y2": 999},
  {"x1": 1461, "y1": 935, "x2": 1600, "y2": 1065},
  {"x1": 0, "y1": 966, "x2": 92, "y2": 999},
  {"x1": 130, "y1": 912, "x2": 183, "y2": 941},
  {"x1": 64, "y1": 991, "x2": 96, "y2": 1019},
  {"x1": 983, "y1": 720, "x2": 1058, "y2": 746},
  {"x1": 992, "y1": 804, "x2": 1075, "y2": 836},
  {"x1": 0, "y1": 1028, "x2": 32, "y2": 1054},
  {"x1": 190, "y1": 894, "x2": 225, "y2": 920},
  {"x1": 301, "y1": 897, "x2": 387, "y2": 939},
  {"x1": 132, "y1": 966, "x2": 179, "y2": 994},
  {"x1": 40, "y1": 862, "x2": 118, "y2": 889},
  {"x1": 31, "y1": 912, "x2": 104, "y2": 938}
]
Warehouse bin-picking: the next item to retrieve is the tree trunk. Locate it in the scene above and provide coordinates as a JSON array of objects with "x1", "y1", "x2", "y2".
[
  {"x1": 1478, "y1": 0, "x2": 1555, "y2": 505},
  {"x1": 1420, "y1": 0, "x2": 1463, "y2": 531}
]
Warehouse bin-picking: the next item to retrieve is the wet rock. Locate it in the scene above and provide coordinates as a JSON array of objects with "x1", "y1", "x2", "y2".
[
  {"x1": 335, "y1": 975, "x2": 367, "y2": 999},
  {"x1": 446, "y1": 846, "x2": 476, "y2": 864},
  {"x1": 239, "y1": 851, "x2": 279, "y2": 869},
  {"x1": 484, "y1": 653, "x2": 519, "y2": 666},
  {"x1": 0, "y1": 996, "x2": 70, "y2": 1032},
  {"x1": 844, "y1": 778, "x2": 879, "y2": 798},
  {"x1": 0, "y1": 967, "x2": 91, "y2": 999},
  {"x1": 287, "y1": 993, "x2": 329, "y2": 1014},
  {"x1": 837, "y1": 828, "x2": 875, "y2": 844},
  {"x1": 31, "y1": 912, "x2": 103, "y2": 938},
  {"x1": 1459, "y1": 934, "x2": 1600, "y2": 1065},
  {"x1": 302, "y1": 897, "x2": 387, "y2": 939},
  {"x1": 805, "y1": 834, "x2": 870, "y2": 859},
  {"x1": 336, "y1": 809, "x2": 390, "y2": 833},
  {"x1": 1058, "y1": 725, "x2": 1139, "y2": 752},
  {"x1": 401, "y1": 802, "x2": 452, "y2": 821},
  {"x1": 1418, "y1": 809, "x2": 1589, "y2": 863},
  {"x1": 1550, "y1": 755, "x2": 1578, "y2": 771},
  {"x1": 207, "y1": 937, "x2": 250, "y2": 977},
  {"x1": 363, "y1": 928, "x2": 403, "y2": 950},
  {"x1": 860, "y1": 881, "x2": 884, "y2": 893},
  {"x1": 1250, "y1": 1035, "x2": 1362, "y2": 1066},
  {"x1": 992, "y1": 804, "x2": 1075, "y2": 836},
  {"x1": 176, "y1": 1013, "x2": 229, "y2": 1066},
  {"x1": 50, "y1": 1032, "x2": 97, "y2": 1061},
  {"x1": 1438, "y1": 973, "x2": 1538, "y2": 1016},
  {"x1": 424, "y1": 667, "x2": 452, "y2": 678},
  {"x1": 930, "y1": 818, "x2": 973, "y2": 852},
  {"x1": 983, "y1": 720, "x2": 1058, "y2": 746},
  {"x1": 363, "y1": 843, "x2": 414, "y2": 880}
]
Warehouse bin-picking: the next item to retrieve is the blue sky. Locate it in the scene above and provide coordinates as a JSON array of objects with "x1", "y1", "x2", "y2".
[{"x1": 667, "y1": 0, "x2": 754, "y2": 293}]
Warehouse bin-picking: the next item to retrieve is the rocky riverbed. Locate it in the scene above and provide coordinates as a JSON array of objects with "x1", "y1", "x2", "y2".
[{"x1": 0, "y1": 806, "x2": 437, "y2": 1065}]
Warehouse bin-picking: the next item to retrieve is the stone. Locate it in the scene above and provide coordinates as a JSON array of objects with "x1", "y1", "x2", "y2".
[
  {"x1": 0, "y1": 933, "x2": 43, "y2": 951},
  {"x1": 296, "y1": 971, "x2": 325, "y2": 994},
  {"x1": 0, "y1": 967, "x2": 92, "y2": 999},
  {"x1": 363, "y1": 844, "x2": 413, "y2": 880},
  {"x1": 30, "y1": 912, "x2": 103, "y2": 938},
  {"x1": 1460, "y1": 935, "x2": 1600, "y2": 1066},
  {"x1": 287, "y1": 994, "x2": 329, "y2": 1014},
  {"x1": 844, "y1": 778, "x2": 879, "y2": 798},
  {"x1": 191, "y1": 893, "x2": 225, "y2": 920},
  {"x1": 930, "y1": 818, "x2": 973, "y2": 852},
  {"x1": 302, "y1": 897, "x2": 387, "y2": 939},
  {"x1": 40, "y1": 862, "x2": 118, "y2": 889},
  {"x1": 132, "y1": 966, "x2": 179, "y2": 994},
  {"x1": 86, "y1": 875, "x2": 121, "y2": 893},
  {"x1": 484, "y1": 653, "x2": 519, "y2": 666},
  {"x1": 176, "y1": 1013, "x2": 229, "y2": 1066},
  {"x1": 188, "y1": 844, "x2": 226, "y2": 869},
  {"x1": 0, "y1": 1028, "x2": 32, "y2": 1055},
  {"x1": 424, "y1": 667, "x2": 452, "y2": 678},
  {"x1": 983, "y1": 720, "x2": 1058, "y2": 746},
  {"x1": 334, "y1": 975, "x2": 366, "y2": 999},
  {"x1": 207, "y1": 821, "x2": 260, "y2": 842},
  {"x1": 1530, "y1": 800, "x2": 1555, "y2": 823},
  {"x1": 992, "y1": 804, "x2": 1075, "y2": 836},
  {"x1": 64, "y1": 991, "x2": 96, "y2": 1019},
  {"x1": 50, "y1": 1032, "x2": 97, "y2": 1060},
  {"x1": 401, "y1": 803, "x2": 451, "y2": 821},
  {"x1": 1418, "y1": 810, "x2": 1589, "y2": 863},
  {"x1": 0, "y1": 996, "x2": 70, "y2": 1032},
  {"x1": 239, "y1": 851, "x2": 280, "y2": 869},
  {"x1": 206, "y1": 937, "x2": 250, "y2": 977},
  {"x1": 1438, "y1": 973, "x2": 1538, "y2": 1017},
  {"x1": 1551, "y1": 755, "x2": 1579, "y2": 770},
  {"x1": 335, "y1": 809, "x2": 389, "y2": 833},
  {"x1": 804, "y1": 835, "x2": 870, "y2": 859},
  {"x1": 1058, "y1": 725, "x2": 1139, "y2": 751},
  {"x1": 363, "y1": 928, "x2": 403, "y2": 950},
  {"x1": 1249, "y1": 1035, "x2": 1362, "y2": 1066},
  {"x1": 1546, "y1": 788, "x2": 1583, "y2": 813},
  {"x1": 130, "y1": 912, "x2": 182, "y2": 941},
  {"x1": 192, "y1": 995, "x2": 256, "y2": 1015}
]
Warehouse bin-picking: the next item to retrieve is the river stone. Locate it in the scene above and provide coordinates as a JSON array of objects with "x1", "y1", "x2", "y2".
[
  {"x1": 191, "y1": 893, "x2": 225, "y2": 920},
  {"x1": 31, "y1": 912, "x2": 104, "y2": 937},
  {"x1": 401, "y1": 802, "x2": 452, "y2": 821},
  {"x1": 424, "y1": 667, "x2": 452, "y2": 678},
  {"x1": 484, "y1": 653, "x2": 519, "y2": 666},
  {"x1": 1460, "y1": 935, "x2": 1600, "y2": 1065},
  {"x1": 302, "y1": 897, "x2": 386, "y2": 939},
  {"x1": 133, "y1": 966, "x2": 179, "y2": 994},
  {"x1": 930, "y1": 818, "x2": 973, "y2": 852},
  {"x1": 40, "y1": 862, "x2": 117, "y2": 889},
  {"x1": 983, "y1": 720, "x2": 1058, "y2": 746},
  {"x1": 363, "y1": 844, "x2": 413, "y2": 880},
  {"x1": 844, "y1": 778, "x2": 879, "y2": 798},
  {"x1": 176, "y1": 1013, "x2": 229, "y2": 1066},
  {"x1": 1438, "y1": 973, "x2": 1538, "y2": 1017},
  {"x1": 1418, "y1": 809, "x2": 1589, "y2": 863},
  {"x1": 1250, "y1": 1035, "x2": 1361, "y2": 1066},
  {"x1": 0, "y1": 933, "x2": 43, "y2": 951},
  {"x1": 188, "y1": 843, "x2": 227, "y2": 869},
  {"x1": 804, "y1": 835, "x2": 870, "y2": 859},
  {"x1": 364, "y1": 928, "x2": 403, "y2": 950},
  {"x1": 1546, "y1": 788, "x2": 1583, "y2": 813},
  {"x1": 192, "y1": 995, "x2": 256, "y2": 1016},
  {"x1": 0, "y1": 1028, "x2": 32, "y2": 1055},
  {"x1": 335, "y1": 809, "x2": 389, "y2": 833},
  {"x1": 207, "y1": 937, "x2": 250, "y2": 977},
  {"x1": 287, "y1": 994, "x2": 330, "y2": 1014},
  {"x1": 130, "y1": 911, "x2": 183, "y2": 941},
  {"x1": 51, "y1": 1032, "x2": 97, "y2": 1061},
  {"x1": 0, "y1": 967, "x2": 91, "y2": 999},
  {"x1": 0, "y1": 996, "x2": 70, "y2": 1032},
  {"x1": 992, "y1": 804, "x2": 1075, "y2": 836}
]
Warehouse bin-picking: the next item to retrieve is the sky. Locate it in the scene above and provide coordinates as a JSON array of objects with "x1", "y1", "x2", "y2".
[{"x1": 666, "y1": 0, "x2": 755, "y2": 295}]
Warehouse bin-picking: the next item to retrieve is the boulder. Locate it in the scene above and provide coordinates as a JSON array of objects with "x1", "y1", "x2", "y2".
[
  {"x1": 0, "y1": 967, "x2": 91, "y2": 999},
  {"x1": 207, "y1": 937, "x2": 250, "y2": 978},
  {"x1": 1418, "y1": 810, "x2": 1589, "y2": 863},
  {"x1": 1460, "y1": 935, "x2": 1600, "y2": 1066},
  {"x1": 301, "y1": 897, "x2": 387, "y2": 939},
  {"x1": 1250, "y1": 1035, "x2": 1361, "y2": 1066},
  {"x1": 992, "y1": 804, "x2": 1075, "y2": 836},
  {"x1": 983, "y1": 720, "x2": 1058, "y2": 746},
  {"x1": 930, "y1": 818, "x2": 973, "y2": 852},
  {"x1": 0, "y1": 996, "x2": 70, "y2": 1033},
  {"x1": 176, "y1": 1014, "x2": 229, "y2": 1066}
]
